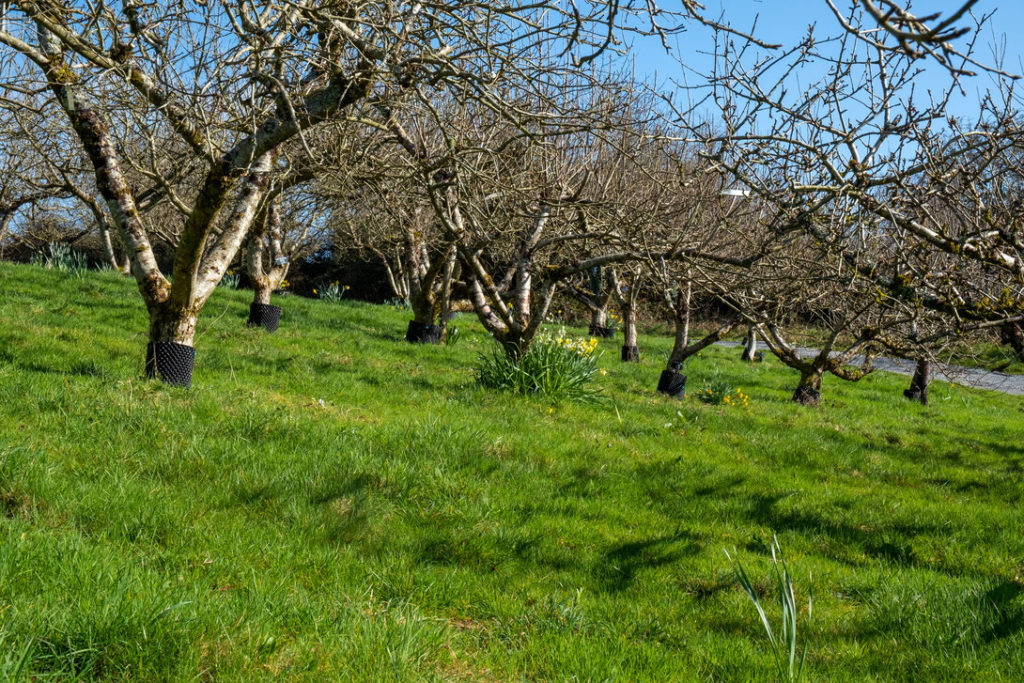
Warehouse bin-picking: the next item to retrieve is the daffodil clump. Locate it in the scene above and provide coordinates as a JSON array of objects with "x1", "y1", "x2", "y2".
[
  {"x1": 542, "y1": 329, "x2": 599, "y2": 358},
  {"x1": 699, "y1": 377, "x2": 750, "y2": 407},
  {"x1": 318, "y1": 281, "x2": 350, "y2": 303},
  {"x1": 607, "y1": 310, "x2": 623, "y2": 331},
  {"x1": 218, "y1": 269, "x2": 241, "y2": 289},
  {"x1": 475, "y1": 329, "x2": 604, "y2": 401},
  {"x1": 545, "y1": 307, "x2": 567, "y2": 324}
]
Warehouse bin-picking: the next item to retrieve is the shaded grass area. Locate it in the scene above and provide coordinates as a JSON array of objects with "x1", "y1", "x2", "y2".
[{"x1": 1, "y1": 261, "x2": 1023, "y2": 680}]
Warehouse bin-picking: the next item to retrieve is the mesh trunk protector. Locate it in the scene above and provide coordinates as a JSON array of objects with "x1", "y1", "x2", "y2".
[
  {"x1": 145, "y1": 341, "x2": 195, "y2": 388},
  {"x1": 248, "y1": 302, "x2": 282, "y2": 332},
  {"x1": 656, "y1": 370, "x2": 686, "y2": 398},
  {"x1": 406, "y1": 320, "x2": 441, "y2": 343}
]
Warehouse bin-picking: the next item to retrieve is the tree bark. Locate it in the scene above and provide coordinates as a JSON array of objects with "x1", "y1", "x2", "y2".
[
  {"x1": 1001, "y1": 322, "x2": 1024, "y2": 361},
  {"x1": 610, "y1": 268, "x2": 641, "y2": 362},
  {"x1": 903, "y1": 359, "x2": 930, "y2": 405},
  {"x1": 252, "y1": 280, "x2": 273, "y2": 305},
  {"x1": 148, "y1": 304, "x2": 199, "y2": 346},
  {"x1": 740, "y1": 325, "x2": 760, "y2": 361}
]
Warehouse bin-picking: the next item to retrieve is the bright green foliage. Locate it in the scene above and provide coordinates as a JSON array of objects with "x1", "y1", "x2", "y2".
[
  {"x1": 727, "y1": 536, "x2": 812, "y2": 682},
  {"x1": 475, "y1": 331, "x2": 601, "y2": 400},
  {"x1": 1, "y1": 262, "x2": 1024, "y2": 680},
  {"x1": 29, "y1": 242, "x2": 89, "y2": 275},
  {"x1": 218, "y1": 270, "x2": 241, "y2": 289},
  {"x1": 318, "y1": 280, "x2": 349, "y2": 303}
]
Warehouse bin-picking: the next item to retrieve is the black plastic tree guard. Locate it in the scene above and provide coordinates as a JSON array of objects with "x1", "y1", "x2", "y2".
[
  {"x1": 589, "y1": 324, "x2": 614, "y2": 338},
  {"x1": 657, "y1": 370, "x2": 686, "y2": 398},
  {"x1": 145, "y1": 341, "x2": 195, "y2": 388},
  {"x1": 621, "y1": 345, "x2": 640, "y2": 362},
  {"x1": 406, "y1": 320, "x2": 442, "y2": 344},
  {"x1": 247, "y1": 302, "x2": 282, "y2": 332},
  {"x1": 793, "y1": 385, "x2": 821, "y2": 405}
]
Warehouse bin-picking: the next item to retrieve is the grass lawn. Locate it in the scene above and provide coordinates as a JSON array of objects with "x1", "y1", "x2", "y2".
[{"x1": 1, "y1": 261, "x2": 1023, "y2": 681}]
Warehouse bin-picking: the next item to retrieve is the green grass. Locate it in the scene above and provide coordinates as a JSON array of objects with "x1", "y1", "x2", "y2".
[{"x1": 1, "y1": 261, "x2": 1023, "y2": 681}]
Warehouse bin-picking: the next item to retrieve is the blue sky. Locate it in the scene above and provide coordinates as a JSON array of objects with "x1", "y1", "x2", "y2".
[{"x1": 621, "y1": 1, "x2": 1024, "y2": 121}]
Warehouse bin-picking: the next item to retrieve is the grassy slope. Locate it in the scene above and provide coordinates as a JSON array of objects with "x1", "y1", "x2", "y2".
[{"x1": 1, "y1": 261, "x2": 1023, "y2": 681}]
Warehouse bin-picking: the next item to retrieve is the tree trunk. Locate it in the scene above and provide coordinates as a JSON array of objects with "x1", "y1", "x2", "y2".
[
  {"x1": 244, "y1": 200, "x2": 287, "y2": 332},
  {"x1": 406, "y1": 244, "x2": 455, "y2": 343},
  {"x1": 621, "y1": 310, "x2": 639, "y2": 362},
  {"x1": 903, "y1": 359, "x2": 930, "y2": 405},
  {"x1": 98, "y1": 220, "x2": 124, "y2": 273},
  {"x1": 792, "y1": 370, "x2": 823, "y2": 405},
  {"x1": 1001, "y1": 322, "x2": 1024, "y2": 361},
  {"x1": 610, "y1": 268, "x2": 641, "y2": 362},
  {"x1": 740, "y1": 326, "x2": 760, "y2": 361},
  {"x1": 145, "y1": 304, "x2": 199, "y2": 387},
  {"x1": 247, "y1": 278, "x2": 282, "y2": 332},
  {"x1": 681, "y1": 279, "x2": 692, "y2": 349},
  {"x1": 406, "y1": 286, "x2": 441, "y2": 342},
  {"x1": 589, "y1": 307, "x2": 611, "y2": 337},
  {"x1": 437, "y1": 248, "x2": 459, "y2": 343},
  {"x1": 656, "y1": 311, "x2": 691, "y2": 398},
  {"x1": 252, "y1": 279, "x2": 273, "y2": 305}
]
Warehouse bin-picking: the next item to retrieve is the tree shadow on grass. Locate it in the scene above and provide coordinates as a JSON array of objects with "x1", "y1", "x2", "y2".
[
  {"x1": 739, "y1": 492, "x2": 937, "y2": 570},
  {"x1": 17, "y1": 360, "x2": 109, "y2": 378},
  {"x1": 598, "y1": 529, "x2": 702, "y2": 593},
  {"x1": 981, "y1": 580, "x2": 1024, "y2": 642}
]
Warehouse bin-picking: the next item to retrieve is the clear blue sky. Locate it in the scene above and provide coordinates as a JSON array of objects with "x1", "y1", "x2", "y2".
[{"x1": 621, "y1": 1, "x2": 1024, "y2": 120}]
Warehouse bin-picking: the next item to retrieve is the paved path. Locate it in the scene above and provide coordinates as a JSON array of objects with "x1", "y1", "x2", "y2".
[{"x1": 715, "y1": 341, "x2": 1024, "y2": 396}]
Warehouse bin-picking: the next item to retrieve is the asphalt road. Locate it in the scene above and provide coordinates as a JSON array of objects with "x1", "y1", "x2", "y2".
[{"x1": 715, "y1": 341, "x2": 1024, "y2": 397}]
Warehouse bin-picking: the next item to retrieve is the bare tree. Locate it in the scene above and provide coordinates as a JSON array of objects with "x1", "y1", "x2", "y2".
[
  {"x1": 0, "y1": 1, "x2": 652, "y2": 385},
  {"x1": 609, "y1": 265, "x2": 644, "y2": 361}
]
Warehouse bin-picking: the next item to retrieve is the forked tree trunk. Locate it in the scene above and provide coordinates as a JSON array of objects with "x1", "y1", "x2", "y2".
[
  {"x1": 245, "y1": 199, "x2": 289, "y2": 332},
  {"x1": 903, "y1": 359, "x2": 930, "y2": 405},
  {"x1": 577, "y1": 267, "x2": 614, "y2": 337},
  {"x1": 793, "y1": 370, "x2": 823, "y2": 405},
  {"x1": 610, "y1": 268, "x2": 641, "y2": 362},
  {"x1": 406, "y1": 244, "x2": 456, "y2": 343},
  {"x1": 655, "y1": 299, "x2": 737, "y2": 399}
]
